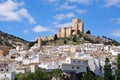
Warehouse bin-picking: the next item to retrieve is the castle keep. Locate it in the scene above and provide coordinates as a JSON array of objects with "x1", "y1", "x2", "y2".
[{"x1": 58, "y1": 18, "x2": 84, "y2": 38}]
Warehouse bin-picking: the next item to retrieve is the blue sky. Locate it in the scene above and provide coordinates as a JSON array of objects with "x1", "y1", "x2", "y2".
[{"x1": 0, "y1": 0, "x2": 120, "y2": 42}]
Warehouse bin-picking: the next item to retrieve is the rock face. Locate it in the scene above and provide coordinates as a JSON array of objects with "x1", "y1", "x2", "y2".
[{"x1": 0, "y1": 31, "x2": 30, "y2": 48}]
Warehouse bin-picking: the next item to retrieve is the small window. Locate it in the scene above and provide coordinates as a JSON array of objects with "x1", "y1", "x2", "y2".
[
  {"x1": 72, "y1": 66, "x2": 74, "y2": 69},
  {"x1": 72, "y1": 60, "x2": 76, "y2": 63},
  {"x1": 1, "y1": 69, "x2": 3, "y2": 71},
  {"x1": 58, "y1": 65, "x2": 60, "y2": 68},
  {"x1": 77, "y1": 66, "x2": 79, "y2": 69}
]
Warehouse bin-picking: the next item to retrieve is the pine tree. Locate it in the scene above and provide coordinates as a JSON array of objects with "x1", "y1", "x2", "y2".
[
  {"x1": 115, "y1": 54, "x2": 120, "y2": 80},
  {"x1": 54, "y1": 34, "x2": 58, "y2": 41},
  {"x1": 104, "y1": 57, "x2": 112, "y2": 80},
  {"x1": 82, "y1": 72, "x2": 96, "y2": 80},
  {"x1": 86, "y1": 30, "x2": 91, "y2": 35}
]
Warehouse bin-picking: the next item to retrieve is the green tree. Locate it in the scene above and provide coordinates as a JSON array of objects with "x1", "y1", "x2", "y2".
[
  {"x1": 64, "y1": 39, "x2": 67, "y2": 44},
  {"x1": 16, "y1": 73, "x2": 26, "y2": 80},
  {"x1": 82, "y1": 72, "x2": 96, "y2": 80},
  {"x1": 35, "y1": 70, "x2": 50, "y2": 80},
  {"x1": 54, "y1": 34, "x2": 58, "y2": 41},
  {"x1": 104, "y1": 57, "x2": 112, "y2": 80},
  {"x1": 86, "y1": 30, "x2": 91, "y2": 35},
  {"x1": 115, "y1": 54, "x2": 120, "y2": 80},
  {"x1": 72, "y1": 35, "x2": 77, "y2": 42},
  {"x1": 26, "y1": 73, "x2": 36, "y2": 80}
]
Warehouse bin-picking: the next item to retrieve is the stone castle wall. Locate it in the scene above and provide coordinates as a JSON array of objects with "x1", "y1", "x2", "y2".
[{"x1": 58, "y1": 18, "x2": 84, "y2": 38}]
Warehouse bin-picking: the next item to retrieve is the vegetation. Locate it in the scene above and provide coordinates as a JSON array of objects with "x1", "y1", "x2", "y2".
[
  {"x1": 82, "y1": 72, "x2": 96, "y2": 80},
  {"x1": 104, "y1": 57, "x2": 112, "y2": 80},
  {"x1": 115, "y1": 54, "x2": 120, "y2": 80},
  {"x1": 0, "y1": 30, "x2": 29, "y2": 48},
  {"x1": 54, "y1": 34, "x2": 58, "y2": 41},
  {"x1": 43, "y1": 32, "x2": 120, "y2": 46},
  {"x1": 86, "y1": 30, "x2": 91, "y2": 35},
  {"x1": 16, "y1": 69, "x2": 62, "y2": 80}
]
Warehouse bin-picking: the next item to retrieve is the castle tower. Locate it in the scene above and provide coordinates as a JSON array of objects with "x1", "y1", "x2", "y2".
[
  {"x1": 35, "y1": 37, "x2": 42, "y2": 47},
  {"x1": 72, "y1": 18, "x2": 84, "y2": 34},
  {"x1": 60, "y1": 27, "x2": 66, "y2": 38},
  {"x1": 58, "y1": 28, "x2": 61, "y2": 38}
]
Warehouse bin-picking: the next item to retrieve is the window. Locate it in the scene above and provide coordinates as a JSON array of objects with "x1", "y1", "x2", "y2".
[
  {"x1": 1, "y1": 69, "x2": 3, "y2": 71},
  {"x1": 72, "y1": 60, "x2": 76, "y2": 64},
  {"x1": 77, "y1": 66, "x2": 79, "y2": 69},
  {"x1": 67, "y1": 60, "x2": 69, "y2": 62},
  {"x1": 78, "y1": 61, "x2": 81, "y2": 64},
  {"x1": 72, "y1": 66, "x2": 74, "y2": 69}
]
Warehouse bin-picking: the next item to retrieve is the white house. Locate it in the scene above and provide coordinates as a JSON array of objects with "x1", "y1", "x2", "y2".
[
  {"x1": 16, "y1": 66, "x2": 30, "y2": 74},
  {"x1": 75, "y1": 52, "x2": 102, "y2": 76},
  {"x1": 60, "y1": 57, "x2": 88, "y2": 74},
  {"x1": 38, "y1": 59, "x2": 58, "y2": 72},
  {"x1": 0, "y1": 60, "x2": 16, "y2": 80}
]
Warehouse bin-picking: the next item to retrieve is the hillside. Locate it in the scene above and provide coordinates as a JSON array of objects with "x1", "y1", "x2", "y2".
[
  {"x1": 42, "y1": 33, "x2": 120, "y2": 46},
  {"x1": 0, "y1": 31, "x2": 30, "y2": 48}
]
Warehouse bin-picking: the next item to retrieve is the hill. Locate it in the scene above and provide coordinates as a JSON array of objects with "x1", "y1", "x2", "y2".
[
  {"x1": 42, "y1": 33, "x2": 120, "y2": 46},
  {"x1": 0, "y1": 31, "x2": 30, "y2": 48}
]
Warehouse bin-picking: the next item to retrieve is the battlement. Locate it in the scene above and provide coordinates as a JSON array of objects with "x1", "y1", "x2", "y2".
[{"x1": 58, "y1": 18, "x2": 84, "y2": 38}]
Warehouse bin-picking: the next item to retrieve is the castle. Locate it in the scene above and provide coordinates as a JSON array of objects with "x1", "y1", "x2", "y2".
[
  {"x1": 35, "y1": 18, "x2": 84, "y2": 42},
  {"x1": 58, "y1": 18, "x2": 84, "y2": 38}
]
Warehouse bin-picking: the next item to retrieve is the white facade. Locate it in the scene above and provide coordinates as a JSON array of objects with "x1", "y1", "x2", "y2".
[
  {"x1": 0, "y1": 72, "x2": 15, "y2": 80},
  {"x1": 38, "y1": 60, "x2": 58, "y2": 72},
  {"x1": 15, "y1": 56, "x2": 24, "y2": 62},
  {"x1": 23, "y1": 57, "x2": 40, "y2": 65},
  {"x1": 16, "y1": 66, "x2": 30, "y2": 74},
  {"x1": 61, "y1": 57, "x2": 88, "y2": 73},
  {"x1": 75, "y1": 52, "x2": 102, "y2": 76}
]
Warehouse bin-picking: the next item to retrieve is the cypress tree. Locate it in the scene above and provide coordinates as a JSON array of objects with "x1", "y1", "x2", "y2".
[
  {"x1": 115, "y1": 54, "x2": 120, "y2": 80},
  {"x1": 104, "y1": 57, "x2": 112, "y2": 80}
]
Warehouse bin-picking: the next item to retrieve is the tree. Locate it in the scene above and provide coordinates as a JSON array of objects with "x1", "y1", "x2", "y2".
[
  {"x1": 86, "y1": 30, "x2": 91, "y2": 35},
  {"x1": 104, "y1": 57, "x2": 112, "y2": 80},
  {"x1": 54, "y1": 34, "x2": 58, "y2": 41},
  {"x1": 16, "y1": 73, "x2": 26, "y2": 80},
  {"x1": 72, "y1": 35, "x2": 77, "y2": 42},
  {"x1": 115, "y1": 54, "x2": 120, "y2": 80},
  {"x1": 64, "y1": 39, "x2": 67, "y2": 44},
  {"x1": 82, "y1": 72, "x2": 96, "y2": 80},
  {"x1": 26, "y1": 73, "x2": 35, "y2": 80}
]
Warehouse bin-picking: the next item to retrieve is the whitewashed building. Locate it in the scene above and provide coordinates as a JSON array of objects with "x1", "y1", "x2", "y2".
[
  {"x1": 38, "y1": 59, "x2": 58, "y2": 72},
  {"x1": 60, "y1": 57, "x2": 88, "y2": 73},
  {"x1": 0, "y1": 60, "x2": 16, "y2": 80}
]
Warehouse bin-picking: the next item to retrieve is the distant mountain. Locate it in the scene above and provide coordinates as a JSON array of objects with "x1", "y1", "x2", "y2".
[{"x1": 0, "y1": 31, "x2": 30, "y2": 48}]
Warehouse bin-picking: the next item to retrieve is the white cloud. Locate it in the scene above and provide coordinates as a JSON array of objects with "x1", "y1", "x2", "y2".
[
  {"x1": 67, "y1": 0, "x2": 93, "y2": 5},
  {"x1": 75, "y1": 9, "x2": 87, "y2": 14},
  {"x1": 55, "y1": 22, "x2": 71, "y2": 28},
  {"x1": 23, "y1": 30, "x2": 28, "y2": 34},
  {"x1": 54, "y1": 12, "x2": 75, "y2": 20},
  {"x1": 112, "y1": 30, "x2": 120, "y2": 37},
  {"x1": 115, "y1": 18, "x2": 120, "y2": 24},
  {"x1": 47, "y1": 0, "x2": 57, "y2": 2},
  {"x1": 110, "y1": 18, "x2": 120, "y2": 24},
  {"x1": 40, "y1": 0, "x2": 58, "y2": 4},
  {"x1": 52, "y1": 21, "x2": 59, "y2": 25},
  {"x1": 0, "y1": 0, "x2": 35, "y2": 24},
  {"x1": 55, "y1": 2, "x2": 76, "y2": 10},
  {"x1": 104, "y1": 0, "x2": 120, "y2": 7},
  {"x1": 33, "y1": 25, "x2": 48, "y2": 33}
]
